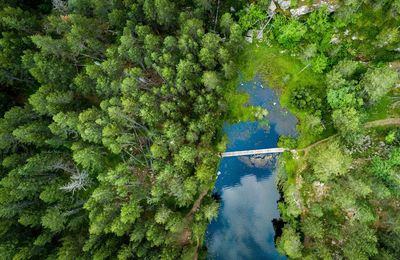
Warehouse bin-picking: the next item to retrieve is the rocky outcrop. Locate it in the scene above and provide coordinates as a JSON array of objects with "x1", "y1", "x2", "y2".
[
  {"x1": 245, "y1": 29, "x2": 264, "y2": 43},
  {"x1": 276, "y1": 0, "x2": 291, "y2": 10},
  {"x1": 245, "y1": 1, "x2": 339, "y2": 42},
  {"x1": 271, "y1": 0, "x2": 338, "y2": 17},
  {"x1": 290, "y1": 5, "x2": 310, "y2": 16}
]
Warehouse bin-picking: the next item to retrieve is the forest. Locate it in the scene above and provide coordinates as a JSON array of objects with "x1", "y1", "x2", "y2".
[{"x1": 0, "y1": 0, "x2": 399, "y2": 259}]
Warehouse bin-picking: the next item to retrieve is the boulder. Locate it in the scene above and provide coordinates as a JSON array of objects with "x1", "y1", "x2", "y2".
[
  {"x1": 289, "y1": 2, "x2": 338, "y2": 17},
  {"x1": 276, "y1": 0, "x2": 291, "y2": 10},
  {"x1": 311, "y1": 3, "x2": 337, "y2": 12},
  {"x1": 330, "y1": 37, "x2": 340, "y2": 44},
  {"x1": 244, "y1": 30, "x2": 263, "y2": 43},
  {"x1": 245, "y1": 30, "x2": 253, "y2": 43},
  {"x1": 327, "y1": 4, "x2": 337, "y2": 12},
  {"x1": 245, "y1": 36, "x2": 253, "y2": 43},
  {"x1": 290, "y1": 6, "x2": 311, "y2": 17}
]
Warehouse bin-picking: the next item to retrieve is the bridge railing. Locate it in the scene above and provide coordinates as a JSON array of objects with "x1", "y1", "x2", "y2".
[{"x1": 220, "y1": 147, "x2": 288, "y2": 157}]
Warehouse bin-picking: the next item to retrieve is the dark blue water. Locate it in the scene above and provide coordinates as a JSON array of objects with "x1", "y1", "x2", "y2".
[{"x1": 206, "y1": 76, "x2": 297, "y2": 260}]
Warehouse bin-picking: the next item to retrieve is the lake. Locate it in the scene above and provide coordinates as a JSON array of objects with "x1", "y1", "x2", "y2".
[{"x1": 205, "y1": 76, "x2": 297, "y2": 259}]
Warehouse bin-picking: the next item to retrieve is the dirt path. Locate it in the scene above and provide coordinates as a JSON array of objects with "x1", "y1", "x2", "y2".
[
  {"x1": 186, "y1": 190, "x2": 208, "y2": 220},
  {"x1": 298, "y1": 134, "x2": 339, "y2": 156},
  {"x1": 178, "y1": 190, "x2": 208, "y2": 251},
  {"x1": 364, "y1": 118, "x2": 400, "y2": 128},
  {"x1": 297, "y1": 117, "x2": 400, "y2": 156}
]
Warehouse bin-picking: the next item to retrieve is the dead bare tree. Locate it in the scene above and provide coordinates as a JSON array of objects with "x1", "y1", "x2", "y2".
[{"x1": 52, "y1": 0, "x2": 68, "y2": 14}]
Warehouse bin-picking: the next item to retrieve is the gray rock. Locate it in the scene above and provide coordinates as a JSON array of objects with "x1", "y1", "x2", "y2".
[
  {"x1": 245, "y1": 30, "x2": 253, "y2": 43},
  {"x1": 327, "y1": 4, "x2": 337, "y2": 12},
  {"x1": 311, "y1": 3, "x2": 337, "y2": 13},
  {"x1": 277, "y1": 0, "x2": 291, "y2": 10},
  {"x1": 289, "y1": 3, "x2": 338, "y2": 17},
  {"x1": 290, "y1": 6, "x2": 311, "y2": 17},
  {"x1": 330, "y1": 37, "x2": 340, "y2": 44},
  {"x1": 244, "y1": 30, "x2": 264, "y2": 43}
]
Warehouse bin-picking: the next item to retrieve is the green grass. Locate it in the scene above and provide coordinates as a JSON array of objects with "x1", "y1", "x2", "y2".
[
  {"x1": 282, "y1": 152, "x2": 298, "y2": 184},
  {"x1": 224, "y1": 87, "x2": 255, "y2": 123},
  {"x1": 366, "y1": 96, "x2": 392, "y2": 121},
  {"x1": 366, "y1": 87, "x2": 400, "y2": 122},
  {"x1": 227, "y1": 43, "x2": 327, "y2": 147}
]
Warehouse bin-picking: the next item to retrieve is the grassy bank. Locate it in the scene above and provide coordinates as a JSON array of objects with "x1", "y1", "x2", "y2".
[{"x1": 226, "y1": 43, "x2": 330, "y2": 148}]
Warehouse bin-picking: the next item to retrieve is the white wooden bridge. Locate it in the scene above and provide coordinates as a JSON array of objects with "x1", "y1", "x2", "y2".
[{"x1": 221, "y1": 147, "x2": 288, "y2": 157}]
